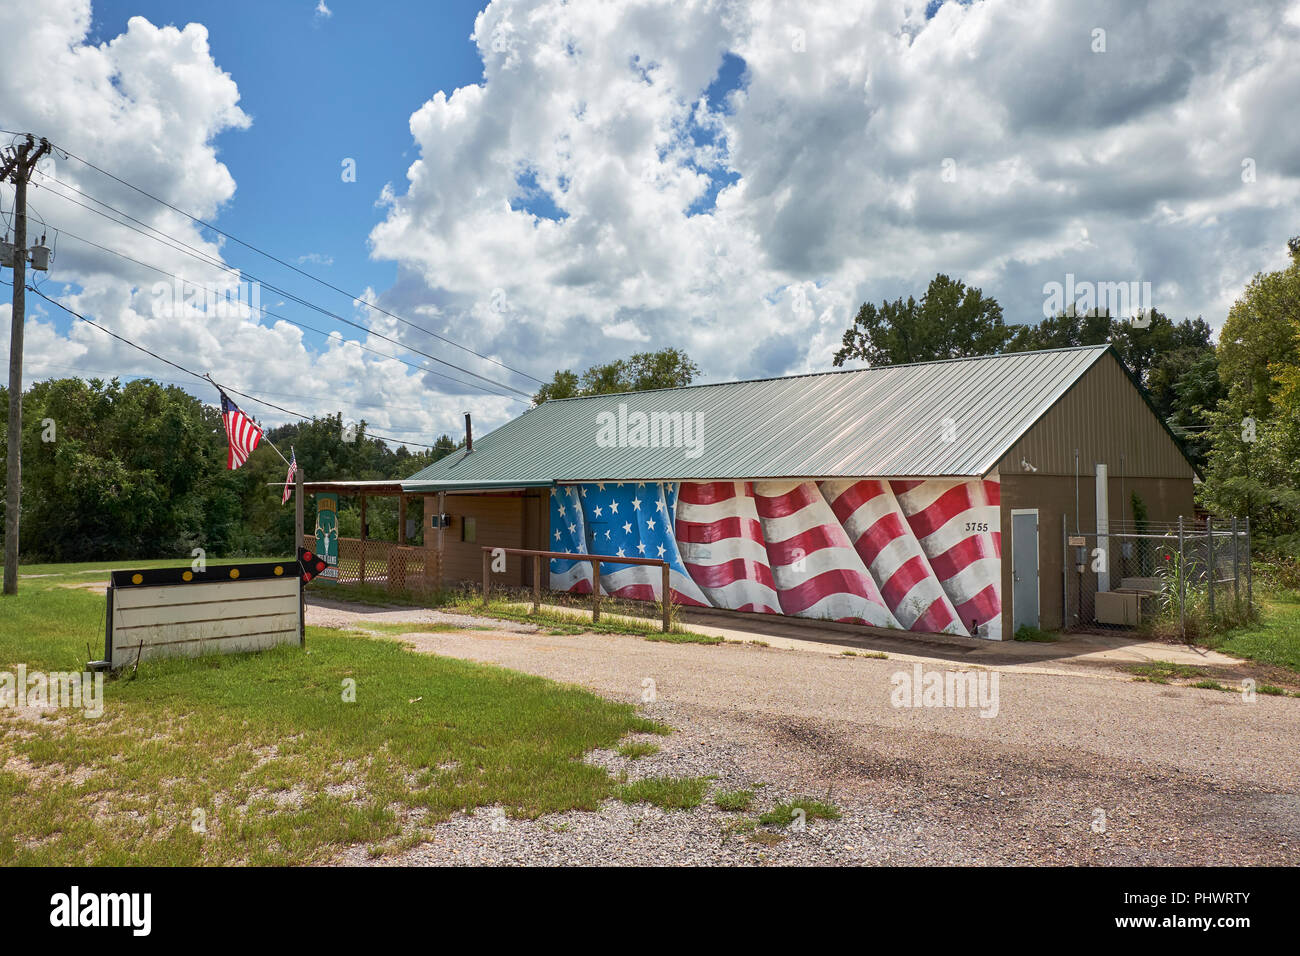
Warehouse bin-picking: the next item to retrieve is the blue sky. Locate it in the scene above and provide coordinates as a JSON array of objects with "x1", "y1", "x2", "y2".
[
  {"x1": 3, "y1": 0, "x2": 1298, "y2": 444},
  {"x1": 81, "y1": 0, "x2": 490, "y2": 363}
]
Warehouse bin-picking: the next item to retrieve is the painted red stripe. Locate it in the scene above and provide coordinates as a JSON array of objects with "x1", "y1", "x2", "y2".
[
  {"x1": 891, "y1": 479, "x2": 924, "y2": 494},
  {"x1": 684, "y1": 557, "x2": 777, "y2": 590},
  {"x1": 911, "y1": 596, "x2": 960, "y2": 634},
  {"x1": 677, "y1": 481, "x2": 741, "y2": 506},
  {"x1": 675, "y1": 515, "x2": 764, "y2": 545},
  {"x1": 610, "y1": 584, "x2": 707, "y2": 607},
  {"x1": 753, "y1": 483, "x2": 818, "y2": 519},
  {"x1": 765, "y1": 525, "x2": 850, "y2": 566},
  {"x1": 878, "y1": 554, "x2": 933, "y2": 609},
  {"x1": 824, "y1": 480, "x2": 887, "y2": 524},
  {"x1": 900, "y1": 483, "x2": 978, "y2": 539},
  {"x1": 777, "y1": 568, "x2": 875, "y2": 616},
  {"x1": 983, "y1": 480, "x2": 1001, "y2": 506},
  {"x1": 954, "y1": 583, "x2": 1000, "y2": 628},
  {"x1": 925, "y1": 534, "x2": 998, "y2": 581},
  {"x1": 854, "y1": 511, "x2": 909, "y2": 562}
]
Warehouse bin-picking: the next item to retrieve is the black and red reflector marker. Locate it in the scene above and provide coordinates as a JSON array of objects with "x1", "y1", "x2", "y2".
[{"x1": 298, "y1": 547, "x2": 329, "y2": 583}]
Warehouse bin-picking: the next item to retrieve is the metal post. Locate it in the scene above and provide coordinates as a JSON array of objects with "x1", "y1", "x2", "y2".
[
  {"x1": 296, "y1": 467, "x2": 306, "y2": 648},
  {"x1": 294, "y1": 466, "x2": 304, "y2": 555},
  {"x1": 1245, "y1": 515, "x2": 1252, "y2": 611},
  {"x1": 482, "y1": 548, "x2": 490, "y2": 605},
  {"x1": 661, "y1": 561, "x2": 671, "y2": 633},
  {"x1": 1207, "y1": 516, "x2": 1215, "y2": 616},
  {"x1": 1231, "y1": 516, "x2": 1239, "y2": 607},
  {"x1": 1062, "y1": 514, "x2": 1068, "y2": 630},
  {"x1": 532, "y1": 554, "x2": 541, "y2": 614},
  {"x1": 591, "y1": 560, "x2": 601, "y2": 623},
  {"x1": 1177, "y1": 515, "x2": 1185, "y2": 639}
]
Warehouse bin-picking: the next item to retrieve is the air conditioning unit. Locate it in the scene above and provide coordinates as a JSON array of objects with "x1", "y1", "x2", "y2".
[{"x1": 1096, "y1": 590, "x2": 1140, "y2": 626}]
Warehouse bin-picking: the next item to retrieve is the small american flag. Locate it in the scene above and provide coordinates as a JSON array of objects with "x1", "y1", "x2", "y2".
[
  {"x1": 220, "y1": 390, "x2": 263, "y2": 470},
  {"x1": 281, "y1": 448, "x2": 297, "y2": 504}
]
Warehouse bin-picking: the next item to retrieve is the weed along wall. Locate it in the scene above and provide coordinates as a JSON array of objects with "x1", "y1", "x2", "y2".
[{"x1": 549, "y1": 477, "x2": 1003, "y2": 639}]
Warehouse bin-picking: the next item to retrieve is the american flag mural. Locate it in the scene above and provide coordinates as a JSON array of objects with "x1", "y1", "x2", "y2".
[
  {"x1": 752, "y1": 481, "x2": 900, "y2": 627},
  {"x1": 550, "y1": 475, "x2": 1002, "y2": 639},
  {"x1": 548, "y1": 485, "x2": 593, "y2": 594},
  {"x1": 820, "y1": 479, "x2": 967, "y2": 636},
  {"x1": 675, "y1": 481, "x2": 780, "y2": 613},
  {"x1": 552, "y1": 482, "x2": 708, "y2": 605},
  {"x1": 891, "y1": 479, "x2": 1002, "y2": 639}
]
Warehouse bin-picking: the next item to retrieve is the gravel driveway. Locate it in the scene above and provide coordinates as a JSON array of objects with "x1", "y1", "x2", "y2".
[{"x1": 309, "y1": 599, "x2": 1300, "y2": 866}]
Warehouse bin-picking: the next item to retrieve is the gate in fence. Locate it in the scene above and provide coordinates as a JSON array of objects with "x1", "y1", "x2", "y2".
[{"x1": 1062, "y1": 516, "x2": 1251, "y2": 636}]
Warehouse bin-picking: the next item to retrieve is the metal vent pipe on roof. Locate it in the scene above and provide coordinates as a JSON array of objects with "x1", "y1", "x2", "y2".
[{"x1": 465, "y1": 412, "x2": 472, "y2": 453}]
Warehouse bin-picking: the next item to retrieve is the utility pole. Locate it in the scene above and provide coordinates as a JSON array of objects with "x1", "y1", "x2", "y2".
[{"x1": 2, "y1": 134, "x2": 52, "y2": 595}]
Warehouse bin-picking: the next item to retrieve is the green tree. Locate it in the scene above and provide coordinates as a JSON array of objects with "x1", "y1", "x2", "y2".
[
  {"x1": 0, "y1": 376, "x2": 468, "y2": 562},
  {"x1": 1004, "y1": 307, "x2": 1112, "y2": 352},
  {"x1": 533, "y1": 348, "x2": 700, "y2": 404},
  {"x1": 832, "y1": 274, "x2": 1008, "y2": 367},
  {"x1": 1199, "y1": 242, "x2": 1300, "y2": 541},
  {"x1": 0, "y1": 377, "x2": 228, "y2": 560}
]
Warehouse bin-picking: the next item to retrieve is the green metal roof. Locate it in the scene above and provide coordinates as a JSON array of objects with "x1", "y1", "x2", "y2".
[{"x1": 403, "y1": 345, "x2": 1113, "y2": 491}]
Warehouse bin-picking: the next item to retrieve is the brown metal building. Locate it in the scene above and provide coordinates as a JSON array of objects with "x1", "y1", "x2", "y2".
[{"x1": 403, "y1": 345, "x2": 1197, "y2": 640}]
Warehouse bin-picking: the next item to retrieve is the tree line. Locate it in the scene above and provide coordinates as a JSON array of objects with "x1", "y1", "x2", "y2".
[
  {"x1": 0, "y1": 379, "x2": 458, "y2": 561},
  {"x1": 4, "y1": 238, "x2": 1297, "y2": 562}
]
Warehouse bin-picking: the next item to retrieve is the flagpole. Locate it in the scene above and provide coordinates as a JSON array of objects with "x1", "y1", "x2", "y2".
[{"x1": 295, "y1": 457, "x2": 305, "y2": 559}]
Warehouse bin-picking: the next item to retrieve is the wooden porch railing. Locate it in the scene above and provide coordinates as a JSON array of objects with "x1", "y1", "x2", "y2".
[
  {"x1": 480, "y1": 547, "x2": 672, "y2": 632},
  {"x1": 302, "y1": 535, "x2": 439, "y2": 591}
]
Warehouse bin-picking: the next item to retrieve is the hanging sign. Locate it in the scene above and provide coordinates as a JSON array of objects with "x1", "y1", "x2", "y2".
[{"x1": 314, "y1": 493, "x2": 340, "y2": 581}]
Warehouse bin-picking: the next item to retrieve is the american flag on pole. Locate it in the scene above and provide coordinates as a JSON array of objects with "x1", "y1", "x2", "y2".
[
  {"x1": 219, "y1": 390, "x2": 263, "y2": 471},
  {"x1": 281, "y1": 447, "x2": 298, "y2": 504}
]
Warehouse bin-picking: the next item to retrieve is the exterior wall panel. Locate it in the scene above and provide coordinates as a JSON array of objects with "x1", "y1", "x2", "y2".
[
  {"x1": 424, "y1": 490, "x2": 550, "y2": 589},
  {"x1": 995, "y1": 353, "x2": 1195, "y2": 479},
  {"x1": 999, "y1": 473, "x2": 1195, "y2": 632}
]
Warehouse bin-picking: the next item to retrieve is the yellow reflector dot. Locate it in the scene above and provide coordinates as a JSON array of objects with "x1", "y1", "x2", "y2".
[
  {"x1": 274, "y1": 566, "x2": 284, "y2": 576},
  {"x1": 229, "y1": 568, "x2": 240, "y2": 579},
  {"x1": 182, "y1": 571, "x2": 193, "y2": 581},
  {"x1": 131, "y1": 573, "x2": 143, "y2": 585}
]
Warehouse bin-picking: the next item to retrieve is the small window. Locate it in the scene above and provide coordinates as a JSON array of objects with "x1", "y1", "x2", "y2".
[{"x1": 461, "y1": 516, "x2": 476, "y2": 543}]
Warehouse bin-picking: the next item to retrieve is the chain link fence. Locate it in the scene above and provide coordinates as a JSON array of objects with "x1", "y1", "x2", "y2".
[{"x1": 1062, "y1": 516, "x2": 1251, "y2": 636}]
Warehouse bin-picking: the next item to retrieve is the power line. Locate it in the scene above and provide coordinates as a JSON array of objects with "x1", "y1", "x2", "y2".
[
  {"x1": 43, "y1": 220, "x2": 529, "y2": 404},
  {"x1": 27, "y1": 176, "x2": 534, "y2": 400},
  {"x1": 52, "y1": 143, "x2": 546, "y2": 385},
  {"x1": 24, "y1": 285, "x2": 442, "y2": 449}
]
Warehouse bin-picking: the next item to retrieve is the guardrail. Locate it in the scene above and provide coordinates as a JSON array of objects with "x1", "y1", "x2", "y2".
[{"x1": 480, "y1": 546, "x2": 672, "y2": 632}]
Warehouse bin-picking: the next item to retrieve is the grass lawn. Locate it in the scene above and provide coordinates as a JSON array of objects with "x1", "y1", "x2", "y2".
[
  {"x1": 1201, "y1": 591, "x2": 1300, "y2": 673},
  {"x1": 0, "y1": 561, "x2": 666, "y2": 865}
]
